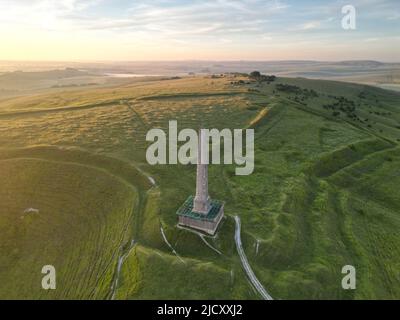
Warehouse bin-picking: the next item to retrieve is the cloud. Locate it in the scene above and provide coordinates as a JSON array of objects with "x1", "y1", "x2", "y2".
[
  {"x1": 299, "y1": 21, "x2": 321, "y2": 30},
  {"x1": 387, "y1": 13, "x2": 400, "y2": 20},
  {"x1": 0, "y1": 0, "x2": 292, "y2": 41},
  {"x1": 364, "y1": 38, "x2": 379, "y2": 42},
  {"x1": 262, "y1": 33, "x2": 273, "y2": 41},
  {"x1": 90, "y1": 0, "x2": 288, "y2": 36},
  {"x1": 0, "y1": 0, "x2": 101, "y2": 30}
]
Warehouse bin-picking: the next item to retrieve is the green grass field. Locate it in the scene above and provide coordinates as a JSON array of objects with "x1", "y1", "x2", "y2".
[{"x1": 0, "y1": 74, "x2": 399, "y2": 299}]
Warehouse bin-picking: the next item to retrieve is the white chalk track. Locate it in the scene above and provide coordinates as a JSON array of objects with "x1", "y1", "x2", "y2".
[{"x1": 234, "y1": 216, "x2": 273, "y2": 300}]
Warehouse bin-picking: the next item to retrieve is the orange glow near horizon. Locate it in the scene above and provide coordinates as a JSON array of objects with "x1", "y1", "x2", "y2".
[{"x1": 0, "y1": 0, "x2": 398, "y2": 62}]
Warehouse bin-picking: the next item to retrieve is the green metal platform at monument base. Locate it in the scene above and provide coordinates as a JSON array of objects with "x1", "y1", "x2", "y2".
[{"x1": 176, "y1": 195, "x2": 223, "y2": 221}]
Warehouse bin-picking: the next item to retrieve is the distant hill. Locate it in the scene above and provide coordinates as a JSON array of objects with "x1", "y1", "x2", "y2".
[
  {"x1": 0, "y1": 61, "x2": 399, "y2": 95},
  {"x1": 72, "y1": 60, "x2": 400, "y2": 87},
  {"x1": 0, "y1": 68, "x2": 105, "y2": 94},
  {"x1": 0, "y1": 68, "x2": 90, "y2": 81},
  {"x1": 334, "y1": 60, "x2": 385, "y2": 67}
]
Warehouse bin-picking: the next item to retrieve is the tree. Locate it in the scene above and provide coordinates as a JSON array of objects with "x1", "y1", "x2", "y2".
[{"x1": 249, "y1": 71, "x2": 261, "y2": 79}]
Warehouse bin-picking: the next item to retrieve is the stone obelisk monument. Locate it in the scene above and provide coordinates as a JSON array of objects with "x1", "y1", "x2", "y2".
[
  {"x1": 176, "y1": 129, "x2": 224, "y2": 235},
  {"x1": 193, "y1": 129, "x2": 211, "y2": 214}
]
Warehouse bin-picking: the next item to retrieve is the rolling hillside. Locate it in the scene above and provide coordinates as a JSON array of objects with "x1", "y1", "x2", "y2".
[{"x1": 0, "y1": 74, "x2": 399, "y2": 299}]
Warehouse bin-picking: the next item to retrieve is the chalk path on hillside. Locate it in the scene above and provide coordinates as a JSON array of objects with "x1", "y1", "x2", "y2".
[
  {"x1": 160, "y1": 225, "x2": 186, "y2": 264},
  {"x1": 109, "y1": 173, "x2": 158, "y2": 299},
  {"x1": 234, "y1": 215, "x2": 273, "y2": 300},
  {"x1": 110, "y1": 239, "x2": 136, "y2": 300}
]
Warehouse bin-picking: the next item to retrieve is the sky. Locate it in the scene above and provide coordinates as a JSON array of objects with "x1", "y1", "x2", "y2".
[{"x1": 0, "y1": 0, "x2": 399, "y2": 61}]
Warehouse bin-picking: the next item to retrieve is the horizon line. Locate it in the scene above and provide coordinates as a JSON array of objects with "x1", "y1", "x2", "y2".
[{"x1": 1, "y1": 59, "x2": 399, "y2": 64}]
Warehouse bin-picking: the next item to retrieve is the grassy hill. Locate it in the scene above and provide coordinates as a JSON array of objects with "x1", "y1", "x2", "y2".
[
  {"x1": 0, "y1": 156, "x2": 137, "y2": 299},
  {"x1": 0, "y1": 74, "x2": 399, "y2": 299}
]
